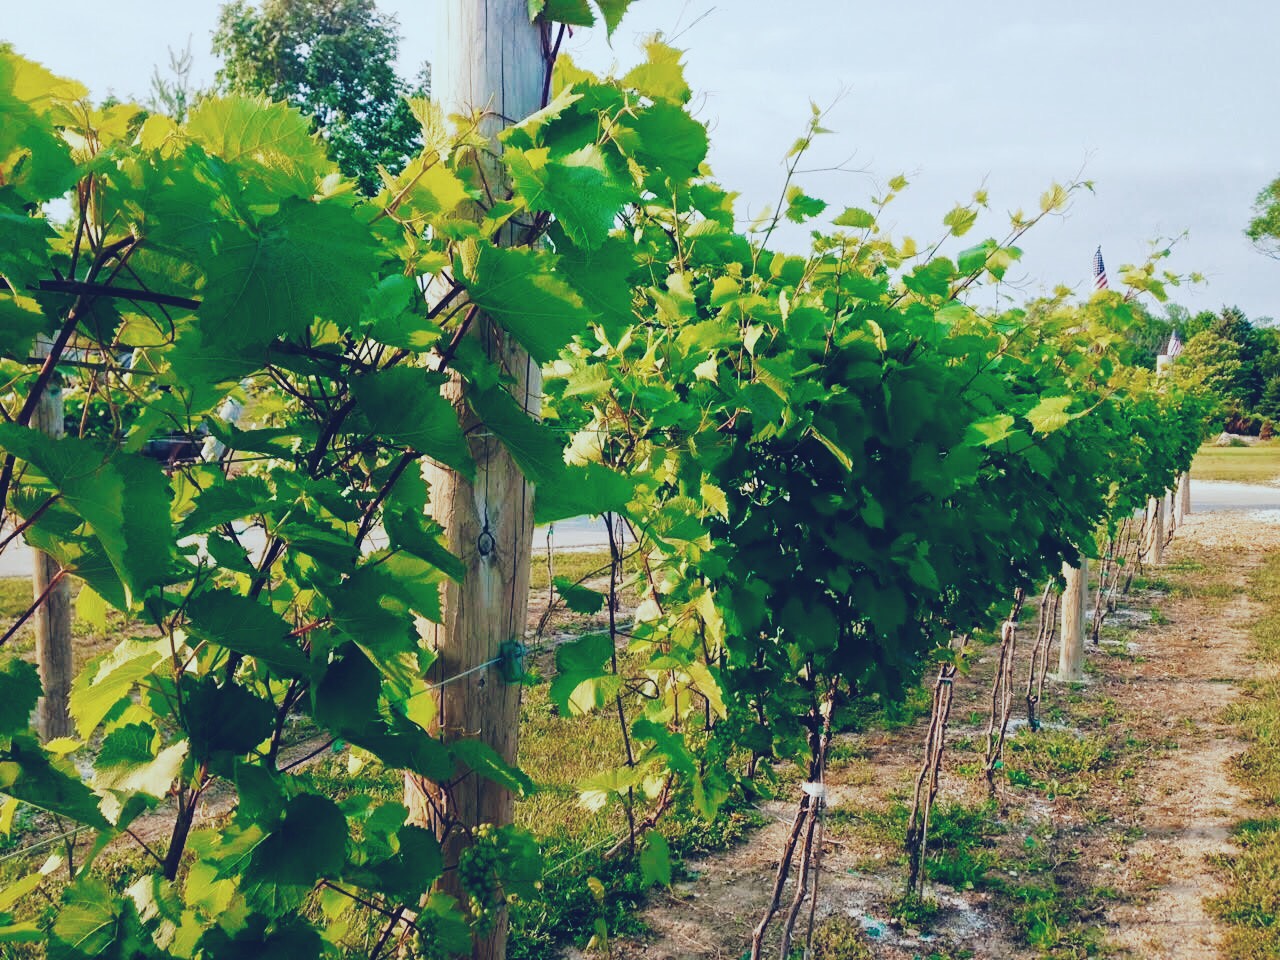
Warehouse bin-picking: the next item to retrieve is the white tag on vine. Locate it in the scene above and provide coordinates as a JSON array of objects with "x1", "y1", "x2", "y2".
[{"x1": 801, "y1": 781, "x2": 827, "y2": 799}]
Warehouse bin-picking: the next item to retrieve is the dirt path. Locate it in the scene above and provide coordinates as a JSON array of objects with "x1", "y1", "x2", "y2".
[
  {"x1": 1102, "y1": 511, "x2": 1280, "y2": 959},
  {"x1": 606, "y1": 506, "x2": 1280, "y2": 960}
]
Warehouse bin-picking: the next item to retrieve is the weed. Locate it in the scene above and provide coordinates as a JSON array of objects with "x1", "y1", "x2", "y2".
[
  {"x1": 889, "y1": 891, "x2": 940, "y2": 931},
  {"x1": 801, "y1": 916, "x2": 873, "y2": 959},
  {"x1": 1004, "y1": 728, "x2": 1111, "y2": 798}
]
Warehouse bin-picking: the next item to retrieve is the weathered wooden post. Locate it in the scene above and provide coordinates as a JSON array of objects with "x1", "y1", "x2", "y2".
[
  {"x1": 1057, "y1": 558, "x2": 1087, "y2": 681},
  {"x1": 31, "y1": 337, "x2": 73, "y2": 741},
  {"x1": 402, "y1": 4, "x2": 544, "y2": 958},
  {"x1": 1147, "y1": 495, "x2": 1165, "y2": 565},
  {"x1": 1178, "y1": 471, "x2": 1191, "y2": 519}
]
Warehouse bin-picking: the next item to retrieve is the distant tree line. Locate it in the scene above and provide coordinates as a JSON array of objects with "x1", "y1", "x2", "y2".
[{"x1": 1169, "y1": 306, "x2": 1280, "y2": 433}]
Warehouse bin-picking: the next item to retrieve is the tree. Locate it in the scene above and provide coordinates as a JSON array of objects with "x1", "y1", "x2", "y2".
[
  {"x1": 211, "y1": 0, "x2": 425, "y2": 193},
  {"x1": 1247, "y1": 175, "x2": 1280, "y2": 259},
  {"x1": 1174, "y1": 328, "x2": 1246, "y2": 413},
  {"x1": 148, "y1": 38, "x2": 197, "y2": 122},
  {"x1": 1258, "y1": 375, "x2": 1280, "y2": 424}
]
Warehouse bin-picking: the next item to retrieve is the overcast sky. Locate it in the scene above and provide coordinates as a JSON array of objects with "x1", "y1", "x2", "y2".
[{"x1": 5, "y1": 1, "x2": 1277, "y2": 319}]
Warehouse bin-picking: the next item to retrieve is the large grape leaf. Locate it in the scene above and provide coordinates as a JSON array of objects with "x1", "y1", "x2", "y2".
[
  {"x1": 550, "y1": 632, "x2": 620, "y2": 716},
  {"x1": 198, "y1": 197, "x2": 382, "y2": 355},
  {"x1": 549, "y1": 228, "x2": 636, "y2": 337},
  {"x1": 184, "y1": 96, "x2": 335, "y2": 198},
  {"x1": 467, "y1": 383, "x2": 564, "y2": 485},
  {"x1": 0, "y1": 52, "x2": 81, "y2": 204},
  {"x1": 507, "y1": 144, "x2": 629, "y2": 249},
  {"x1": 0, "y1": 658, "x2": 39, "y2": 736},
  {"x1": 0, "y1": 736, "x2": 109, "y2": 829},
  {"x1": 184, "y1": 589, "x2": 311, "y2": 677},
  {"x1": 0, "y1": 426, "x2": 175, "y2": 605},
  {"x1": 455, "y1": 241, "x2": 597, "y2": 363},
  {"x1": 533, "y1": 462, "x2": 633, "y2": 523},
  {"x1": 351, "y1": 366, "x2": 473, "y2": 476}
]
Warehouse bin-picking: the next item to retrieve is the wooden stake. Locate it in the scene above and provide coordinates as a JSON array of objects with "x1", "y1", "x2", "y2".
[
  {"x1": 1057, "y1": 558, "x2": 1087, "y2": 682},
  {"x1": 1147, "y1": 495, "x2": 1165, "y2": 565},
  {"x1": 31, "y1": 337, "x2": 73, "y2": 741},
  {"x1": 402, "y1": 5, "x2": 545, "y2": 959},
  {"x1": 1178, "y1": 471, "x2": 1192, "y2": 519}
]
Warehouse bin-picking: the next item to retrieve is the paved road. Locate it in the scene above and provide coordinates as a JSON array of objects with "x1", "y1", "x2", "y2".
[
  {"x1": 0, "y1": 481, "x2": 1271, "y2": 580},
  {"x1": 0, "y1": 514, "x2": 632, "y2": 579}
]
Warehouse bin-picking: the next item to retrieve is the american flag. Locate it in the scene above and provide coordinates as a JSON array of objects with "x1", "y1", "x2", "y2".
[
  {"x1": 1165, "y1": 330, "x2": 1183, "y2": 358},
  {"x1": 1092, "y1": 246, "x2": 1108, "y2": 290}
]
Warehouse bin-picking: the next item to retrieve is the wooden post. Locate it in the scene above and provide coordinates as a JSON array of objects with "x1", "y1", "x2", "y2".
[
  {"x1": 1057, "y1": 558, "x2": 1087, "y2": 682},
  {"x1": 31, "y1": 338, "x2": 73, "y2": 741},
  {"x1": 402, "y1": 5, "x2": 544, "y2": 958},
  {"x1": 1147, "y1": 495, "x2": 1165, "y2": 565},
  {"x1": 1178, "y1": 471, "x2": 1191, "y2": 518}
]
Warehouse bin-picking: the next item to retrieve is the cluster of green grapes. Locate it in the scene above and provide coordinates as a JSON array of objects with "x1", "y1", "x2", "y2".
[
  {"x1": 457, "y1": 824, "x2": 508, "y2": 930},
  {"x1": 456, "y1": 824, "x2": 543, "y2": 931}
]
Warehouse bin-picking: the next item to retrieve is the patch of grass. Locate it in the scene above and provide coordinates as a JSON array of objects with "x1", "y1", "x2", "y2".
[
  {"x1": 1005, "y1": 728, "x2": 1112, "y2": 799},
  {"x1": 1213, "y1": 551, "x2": 1280, "y2": 957},
  {"x1": 837, "y1": 680, "x2": 935, "y2": 734},
  {"x1": 0, "y1": 575, "x2": 131, "y2": 667},
  {"x1": 889, "y1": 890, "x2": 941, "y2": 930},
  {"x1": 527, "y1": 548, "x2": 646, "y2": 595},
  {"x1": 803, "y1": 916, "x2": 874, "y2": 959},
  {"x1": 1192, "y1": 442, "x2": 1280, "y2": 483}
]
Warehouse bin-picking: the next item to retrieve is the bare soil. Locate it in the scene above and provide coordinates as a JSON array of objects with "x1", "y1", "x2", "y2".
[{"x1": 605, "y1": 508, "x2": 1280, "y2": 960}]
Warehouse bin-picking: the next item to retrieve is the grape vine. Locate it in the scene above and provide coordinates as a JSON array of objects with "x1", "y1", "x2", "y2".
[{"x1": 0, "y1": 9, "x2": 1213, "y2": 959}]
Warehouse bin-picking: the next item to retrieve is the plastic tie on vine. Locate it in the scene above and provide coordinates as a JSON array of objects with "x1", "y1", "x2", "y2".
[{"x1": 800, "y1": 781, "x2": 827, "y2": 800}]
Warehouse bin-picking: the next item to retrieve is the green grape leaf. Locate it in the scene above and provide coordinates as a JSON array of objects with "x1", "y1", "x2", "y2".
[
  {"x1": 177, "y1": 474, "x2": 272, "y2": 535},
  {"x1": 594, "y1": 0, "x2": 636, "y2": 34},
  {"x1": 639, "y1": 830, "x2": 672, "y2": 887},
  {"x1": 965, "y1": 414, "x2": 1015, "y2": 447},
  {"x1": 785, "y1": 186, "x2": 827, "y2": 224},
  {"x1": 549, "y1": 228, "x2": 636, "y2": 338},
  {"x1": 352, "y1": 366, "x2": 473, "y2": 477},
  {"x1": 312, "y1": 644, "x2": 381, "y2": 737},
  {"x1": 183, "y1": 676, "x2": 277, "y2": 759},
  {"x1": 533, "y1": 463, "x2": 633, "y2": 524},
  {"x1": 0, "y1": 53, "x2": 82, "y2": 204},
  {"x1": 507, "y1": 144, "x2": 629, "y2": 249},
  {"x1": 247, "y1": 793, "x2": 348, "y2": 890},
  {"x1": 834, "y1": 207, "x2": 876, "y2": 229},
  {"x1": 94, "y1": 723, "x2": 188, "y2": 800},
  {"x1": 69, "y1": 639, "x2": 165, "y2": 739},
  {"x1": 943, "y1": 204, "x2": 978, "y2": 237},
  {"x1": 0, "y1": 427, "x2": 174, "y2": 605},
  {"x1": 450, "y1": 738, "x2": 535, "y2": 797},
  {"x1": 199, "y1": 198, "x2": 381, "y2": 355},
  {"x1": 554, "y1": 577, "x2": 606, "y2": 614},
  {"x1": 532, "y1": 0, "x2": 595, "y2": 25},
  {"x1": 0, "y1": 291, "x2": 49, "y2": 363},
  {"x1": 1025, "y1": 395, "x2": 1079, "y2": 435},
  {"x1": 468, "y1": 383, "x2": 564, "y2": 485},
  {"x1": 550, "y1": 632, "x2": 619, "y2": 715},
  {"x1": 185, "y1": 95, "x2": 335, "y2": 197},
  {"x1": 0, "y1": 735, "x2": 109, "y2": 829},
  {"x1": 621, "y1": 39, "x2": 690, "y2": 103},
  {"x1": 383, "y1": 509, "x2": 465, "y2": 582},
  {"x1": 185, "y1": 589, "x2": 310, "y2": 677},
  {"x1": 613, "y1": 101, "x2": 709, "y2": 186},
  {"x1": 50, "y1": 877, "x2": 143, "y2": 959},
  {"x1": 0, "y1": 658, "x2": 39, "y2": 736},
  {"x1": 456, "y1": 241, "x2": 597, "y2": 363}
]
